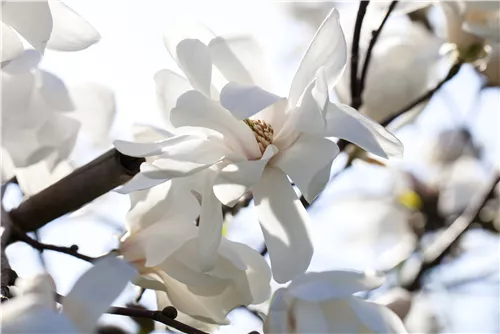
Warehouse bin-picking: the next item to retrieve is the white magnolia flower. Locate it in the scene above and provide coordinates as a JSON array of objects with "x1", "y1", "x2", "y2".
[
  {"x1": 115, "y1": 9, "x2": 403, "y2": 283},
  {"x1": 119, "y1": 180, "x2": 271, "y2": 325},
  {"x1": 264, "y1": 270, "x2": 407, "y2": 333},
  {"x1": 1, "y1": 0, "x2": 100, "y2": 63},
  {"x1": 1, "y1": 50, "x2": 116, "y2": 194},
  {"x1": 335, "y1": 19, "x2": 447, "y2": 127},
  {"x1": 1, "y1": 256, "x2": 136, "y2": 333}
]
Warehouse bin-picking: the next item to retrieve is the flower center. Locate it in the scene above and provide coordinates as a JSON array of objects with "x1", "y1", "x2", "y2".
[{"x1": 244, "y1": 119, "x2": 274, "y2": 154}]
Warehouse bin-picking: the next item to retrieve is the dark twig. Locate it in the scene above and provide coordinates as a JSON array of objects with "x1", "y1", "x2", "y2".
[
  {"x1": 17, "y1": 233, "x2": 96, "y2": 263},
  {"x1": 403, "y1": 173, "x2": 500, "y2": 291},
  {"x1": 382, "y1": 62, "x2": 463, "y2": 127},
  {"x1": 350, "y1": 1, "x2": 370, "y2": 109},
  {"x1": 6, "y1": 149, "x2": 144, "y2": 244},
  {"x1": 107, "y1": 306, "x2": 207, "y2": 334},
  {"x1": 359, "y1": 1, "x2": 398, "y2": 95},
  {"x1": 1, "y1": 206, "x2": 17, "y2": 300}
]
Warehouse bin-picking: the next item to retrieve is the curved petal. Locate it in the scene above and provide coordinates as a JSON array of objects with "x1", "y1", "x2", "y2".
[
  {"x1": 348, "y1": 297, "x2": 408, "y2": 333},
  {"x1": 114, "y1": 135, "x2": 194, "y2": 157},
  {"x1": 272, "y1": 135, "x2": 338, "y2": 204},
  {"x1": 46, "y1": 0, "x2": 100, "y2": 51},
  {"x1": 264, "y1": 288, "x2": 290, "y2": 333},
  {"x1": 162, "y1": 19, "x2": 214, "y2": 62},
  {"x1": 115, "y1": 171, "x2": 169, "y2": 194},
  {"x1": 1, "y1": 22, "x2": 24, "y2": 63},
  {"x1": 171, "y1": 90, "x2": 261, "y2": 159},
  {"x1": 287, "y1": 270, "x2": 385, "y2": 302},
  {"x1": 213, "y1": 144, "x2": 278, "y2": 207},
  {"x1": 1, "y1": 304, "x2": 78, "y2": 333},
  {"x1": 2, "y1": 1, "x2": 53, "y2": 53},
  {"x1": 220, "y1": 82, "x2": 283, "y2": 120},
  {"x1": 176, "y1": 39, "x2": 212, "y2": 96},
  {"x1": 197, "y1": 170, "x2": 223, "y2": 272},
  {"x1": 208, "y1": 35, "x2": 272, "y2": 90},
  {"x1": 66, "y1": 83, "x2": 115, "y2": 146},
  {"x1": 63, "y1": 256, "x2": 136, "y2": 333},
  {"x1": 293, "y1": 300, "x2": 329, "y2": 333},
  {"x1": 154, "y1": 69, "x2": 193, "y2": 127},
  {"x1": 325, "y1": 102, "x2": 404, "y2": 159},
  {"x1": 253, "y1": 166, "x2": 313, "y2": 283},
  {"x1": 224, "y1": 241, "x2": 272, "y2": 303},
  {"x1": 288, "y1": 8, "x2": 347, "y2": 107}
]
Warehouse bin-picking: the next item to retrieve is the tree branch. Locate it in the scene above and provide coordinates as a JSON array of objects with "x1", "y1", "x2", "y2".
[
  {"x1": 350, "y1": 1, "x2": 370, "y2": 109},
  {"x1": 16, "y1": 232, "x2": 97, "y2": 263},
  {"x1": 6, "y1": 149, "x2": 143, "y2": 244},
  {"x1": 403, "y1": 173, "x2": 500, "y2": 291},
  {"x1": 359, "y1": 1, "x2": 398, "y2": 95},
  {"x1": 1, "y1": 207, "x2": 18, "y2": 300}
]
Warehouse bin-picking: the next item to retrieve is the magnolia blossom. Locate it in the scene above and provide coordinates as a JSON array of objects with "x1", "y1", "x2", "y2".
[
  {"x1": 115, "y1": 9, "x2": 403, "y2": 283},
  {"x1": 1, "y1": 256, "x2": 135, "y2": 333},
  {"x1": 264, "y1": 270, "x2": 407, "y2": 333},
  {"x1": 335, "y1": 19, "x2": 447, "y2": 127},
  {"x1": 1, "y1": 50, "x2": 116, "y2": 194},
  {"x1": 1, "y1": 0, "x2": 100, "y2": 63},
  {"x1": 119, "y1": 180, "x2": 271, "y2": 324}
]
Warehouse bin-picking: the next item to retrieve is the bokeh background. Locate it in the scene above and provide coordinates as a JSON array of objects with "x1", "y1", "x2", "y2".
[{"x1": 3, "y1": 1, "x2": 499, "y2": 333}]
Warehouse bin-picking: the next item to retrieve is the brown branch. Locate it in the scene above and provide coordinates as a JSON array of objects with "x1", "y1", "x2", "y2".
[
  {"x1": 6, "y1": 149, "x2": 144, "y2": 244},
  {"x1": 1, "y1": 206, "x2": 18, "y2": 300},
  {"x1": 403, "y1": 173, "x2": 500, "y2": 291}
]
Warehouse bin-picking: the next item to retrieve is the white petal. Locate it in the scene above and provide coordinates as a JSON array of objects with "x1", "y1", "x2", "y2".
[
  {"x1": 271, "y1": 135, "x2": 339, "y2": 203},
  {"x1": 1, "y1": 49, "x2": 41, "y2": 74},
  {"x1": 176, "y1": 39, "x2": 212, "y2": 96},
  {"x1": 66, "y1": 83, "x2": 116, "y2": 146},
  {"x1": 293, "y1": 300, "x2": 330, "y2": 333},
  {"x1": 1, "y1": 304, "x2": 78, "y2": 333},
  {"x1": 1, "y1": 22, "x2": 24, "y2": 63},
  {"x1": 162, "y1": 19, "x2": 214, "y2": 62},
  {"x1": 348, "y1": 297, "x2": 408, "y2": 333},
  {"x1": 46, "y1": 0, "x2": 100, "y2": 51},
  {"x1": 224, "y1": 241, "x2": 272, "y2": 303},
  {"x1": 208, "y1": 35, "x2": 273, "y2": 90},
  {"x1": 115, "y1": 171, "x2": 168, "y2": 194},
  {"x1": 114, "y1": 135, "x2": 193, "y2": 157},
  {"x1": 213, "y1": 144, "x2": 278, "y2": 207},
  {"x1": 2, "y1": 1, "x2": 53, "y2": 52},
  {"x1": 264, "y1": 288, "x2": 290, "y2": 333},
  {"x1": 154, "y1": 69, "x2": 193, "y2": 128},
  {"x1": 63, "y1": 256, "x2": 136, "y2": 333},
  {"x1": 220, "y1": 82, "x2": 283, "y2": 120},
  {"x1": 288, "y1": 270, "x2": 385, "y2": 302},
  {"x1": 38, "y1": 70, "x2": 75, "y2": 111},
  {"x1": 197, "y1": 170, "x2": 223, "y2": 272},
  {"x1": 171, "y1": 90, "x2": 261, "y2": 159},
  {"x1": 253, "y1": 166, "x2": 313, "y2": 283},
  {"x1": 127, "y1": 179, "x2": 200, "y2": 230},
  {"x1": 325, "y1": 102, "x2": 404, "y2": 159},
  {"x1": 288, "y1": 9, "x2": 347, "y2": 107}
]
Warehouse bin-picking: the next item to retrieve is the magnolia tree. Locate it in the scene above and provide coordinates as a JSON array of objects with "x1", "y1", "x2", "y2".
[{"x1": 1, "y1": 1, "x2": 499, "y2": 333}]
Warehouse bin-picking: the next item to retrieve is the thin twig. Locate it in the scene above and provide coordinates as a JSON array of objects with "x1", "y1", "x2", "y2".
[
  {"x1": 6, "y1": 149, "x2": 144, "y2": 245},
  {"x1": 17, "y1": 233, "x2": 96, "y2": 263},
  {"x1": 382, "y1": 62, "x2": 463, "y2": 127},
  {"x1": 359, "y1": 1, "x2": 398, "y2": 95},
  {"x1": 350, "y1": 1, "x2": 370, "y2": 109},
  {"x1": 403, "y1": 173, "x2": 500, "y2": 291}
]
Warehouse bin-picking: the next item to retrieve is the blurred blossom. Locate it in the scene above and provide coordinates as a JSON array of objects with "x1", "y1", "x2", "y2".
[
  {"x1": 1, "y1": 0, "x2": 100, "y2": 63},
  {"x1": 1, "y1": 256, "x2": 135, "y2": 333},
  {"x1": 115, "y1": 8, "x2": 403, "y2": 284},
  {"x1": 263, "y1": 270, "x2": 407, "y2": 333},
  {"x1": 425, "y1": 128, "x2": 481, "y2": 165},
  {"x1": 119, "y1": 180, "x2": 271, "y2": 325},
  {"x1": 335, "y1": 18, "x2": 448, "y2": 127},
  {"x1": 1, "y1": 49, "x2": 116, "y2": 195}
]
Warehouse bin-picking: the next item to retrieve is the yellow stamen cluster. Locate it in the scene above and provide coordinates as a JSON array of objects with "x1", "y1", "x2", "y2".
[{"x1": 244, "y1": 119, "x2": 274, "y2": 154}]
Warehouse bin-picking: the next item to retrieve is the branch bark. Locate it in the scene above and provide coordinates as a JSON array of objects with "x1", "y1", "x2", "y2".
[
  {"x1": 6, "y1": 149, "x2": 144, "y2": 244},
  {"x1": 350, "y1": 1, "x2": 370, "y2": 109}
]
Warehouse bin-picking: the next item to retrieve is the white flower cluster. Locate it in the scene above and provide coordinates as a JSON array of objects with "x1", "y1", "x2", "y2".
[{"x1": 1, "y1": 3, "x2": 411, "y2": 333}]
